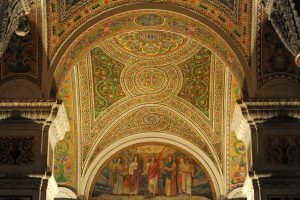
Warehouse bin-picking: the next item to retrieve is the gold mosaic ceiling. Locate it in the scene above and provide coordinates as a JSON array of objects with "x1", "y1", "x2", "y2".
[
  {"x1": 47, "y1": 0, "x2": 252, "y2": 64},
  {"x1": 51, "y1": 2, "x2": 248, "y2": 196},
  {"x1": 55, "y1": 24, "x2": 245, "y2": 194},
  {"x1": 52, "y1": 9, "x2": 246, "y2": 94}
]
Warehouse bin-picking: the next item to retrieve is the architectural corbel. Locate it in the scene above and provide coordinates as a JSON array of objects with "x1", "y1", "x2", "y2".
[
  {"x1": 49, "y1": 103, "x2": 70, "y2": 148},
  {"x1": 232, "y1": 103, "x2": 251, "y2": 148}
]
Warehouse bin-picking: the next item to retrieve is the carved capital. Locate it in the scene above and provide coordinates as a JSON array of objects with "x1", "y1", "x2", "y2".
[
  {"x1": 49, "y1": 103, "x2": 70, "y2": 148},
  {"x1": 237, "y1": 99, "x2": 300, "y2": 123},
  {"x1": 232, "y1": 103, "x2": 251, "y2": 148}
]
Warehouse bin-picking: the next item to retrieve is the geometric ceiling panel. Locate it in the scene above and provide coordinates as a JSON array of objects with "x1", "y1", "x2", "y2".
[
  {"x1": 178, "y1": 47, "x2": 212, "y2": 117},
  {"x1": 90, "y1": 47, "x2": 126, "y2": 119},
  {"x1": 53, "y1": 10, "x2": 245, "y2": 90}
]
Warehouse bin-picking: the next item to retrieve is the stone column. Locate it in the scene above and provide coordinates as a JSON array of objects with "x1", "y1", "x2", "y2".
[
  {"x1": 234, "y1": 99, "x2": 300, "y2": 200},
  {"x1": 0, "y1": 100, "x2": 69, "y2": 200}
]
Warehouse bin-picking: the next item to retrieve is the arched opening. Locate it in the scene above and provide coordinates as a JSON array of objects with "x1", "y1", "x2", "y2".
[
  {"x1": 81, "y1": 133, "x2": 223, "y2": 199},
  {"x1": 52, "y1": 4, "x2": 248, "y2": 199}
]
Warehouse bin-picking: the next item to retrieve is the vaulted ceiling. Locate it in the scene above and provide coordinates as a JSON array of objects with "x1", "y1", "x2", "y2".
[{"x1": 48, "y1": 1, "x2": 250, "y2": 198}]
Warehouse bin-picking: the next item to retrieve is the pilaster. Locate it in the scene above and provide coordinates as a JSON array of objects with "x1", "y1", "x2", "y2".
[
  {"x1": 0, "y1": 100, "x2": 69, "y2": 200},
  {"x1": 235, "y1": 99, "x2": 300, "y2": 200}
]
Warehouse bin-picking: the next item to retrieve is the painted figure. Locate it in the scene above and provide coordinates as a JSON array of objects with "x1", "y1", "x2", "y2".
[
  {"x1": 145, "y1": 150, "x2": 164, "y2": 198},
  {"x1": 128, "y1": 155, "x2": 140, "y2": 195},
  {"x1": 182, "y1": 158, "x2": 194, "y2": 196},
  {"x1": 177, "y1": 157, "x2": 185, "y2": 194},
  {"x1": 112, "y1": 157, "x2": 124, "y2": 195},
  {"x1": 164, "y1": 155, "x2": 177, "y2": 196},
  {"x1": 123, "y1": 156, "x2": 131, "y2": 194}
]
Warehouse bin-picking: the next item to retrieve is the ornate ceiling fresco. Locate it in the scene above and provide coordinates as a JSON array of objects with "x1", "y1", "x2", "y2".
[
  {"x1": 49, "y1": 0, "x2": 250, "y2": 198},
  {"x1": 52, "y1": 10, "x2": 246, "y2": 95},
  {"x1": 47, "y1": 0, "x2": 252, "y2": 64},
  {"x1": 55, "y1": 24, "x2": 247, "y2": 197}
]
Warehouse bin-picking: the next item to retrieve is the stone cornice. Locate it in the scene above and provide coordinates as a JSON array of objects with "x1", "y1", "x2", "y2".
[
  {"x1": 0, "y1": 100, "x2": 70, "y2": 148},
  {"x1": 237, "y1": 99, "x2": 300, "y2": 123},
  {"x1": 0, "y1": 100, "x2": 61, "y2": 122}
]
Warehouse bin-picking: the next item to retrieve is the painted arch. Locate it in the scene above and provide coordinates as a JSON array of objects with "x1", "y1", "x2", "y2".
[
  {"x1": 53, "y1": 5, "x2": 248, "y2": 199},
  {"x1": 46, "y1": 6, "x2": 252, "y2": 98}
]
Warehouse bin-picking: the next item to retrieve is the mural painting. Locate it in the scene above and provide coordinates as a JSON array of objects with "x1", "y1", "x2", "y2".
[
  {"x1": 229, "y1": 131, "x2": 247, "y2": 190},
  {"x1": 91, "y1": 144, "x2": 214, "y2": 200},
  {"x1": 228, "y1": 76, "x2": 247, "y2": 191}
]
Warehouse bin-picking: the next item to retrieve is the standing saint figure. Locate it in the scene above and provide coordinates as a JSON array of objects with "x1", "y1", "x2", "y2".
[
  {"x1": 112, "y1": 157, "x2": 124, "y2": 195},
  {"x1": 182, "y1": 158, "x2": 194, "y2": 196},
  {"x1": 122, "y1": 156, "x2": 131, "y2": 194},
  {"x1": 128, "y1": 155, "x2": 140, "y2": 195},
  {"x1": 164, "y1": 155, "x2": 177, "y2": 196},
  {"x1": 144, "y1": 148, "x2": 164, "y2": 198},
  {"x1": 177, "y1": 157, "x2": 185, "y2": 194}
]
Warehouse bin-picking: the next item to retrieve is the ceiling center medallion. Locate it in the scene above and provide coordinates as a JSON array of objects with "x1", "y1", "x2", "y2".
[{"x1": 135, "y1": 68, "x2": 167, "y2": 94}]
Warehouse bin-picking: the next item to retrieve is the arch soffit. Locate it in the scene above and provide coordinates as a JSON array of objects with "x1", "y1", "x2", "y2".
[
  {"x1": 80, "y1": 133, "x2": 224, "y2": 198},
  {"x1": 82, "y1": 102, "x2": 225, "y2": 176},
  {"x1": 46, "y1": 4, "x2": 250, "y2": 97}
]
